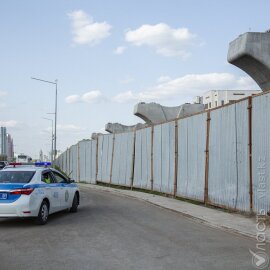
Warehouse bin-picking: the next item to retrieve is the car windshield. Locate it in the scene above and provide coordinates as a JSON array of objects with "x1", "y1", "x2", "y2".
[
  {"x1": 0, "y1": 162, "x2": 6, "y2": 169},
  {"x1": 0, "y1": 171, "x2": 35, "y2": 183}
]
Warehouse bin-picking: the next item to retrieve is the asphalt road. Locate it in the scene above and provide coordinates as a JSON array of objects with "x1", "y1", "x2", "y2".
[{"x1": 0, "y1": 187, "x2": 268, "y2": 270}]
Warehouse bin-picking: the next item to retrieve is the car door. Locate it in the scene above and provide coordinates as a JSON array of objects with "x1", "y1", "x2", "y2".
[
  {"x1": 51, "y1": 171, "x2": 73, "y2": 210},
  {"x1": 41, "y1": 171, "x2": 61, "y2": 213}
]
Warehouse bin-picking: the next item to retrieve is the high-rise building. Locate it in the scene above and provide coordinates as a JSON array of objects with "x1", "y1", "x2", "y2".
[
  {"x1": 6, "y1": 133, "x2": 14, "y2": 159},
  {"x1": 0, "y1": 127, "x2": 7, "y2": 156},
  {"x1": 39, "y1": 150, "x2": 43, "y2": 161}
]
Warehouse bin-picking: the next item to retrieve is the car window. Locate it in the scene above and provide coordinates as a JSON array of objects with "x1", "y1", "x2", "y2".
[
  {"x1": 52, "y1": 172, "x2": 67, "y2": 183},
  {"x1": 42, "y1": 172, "x2": 54, "y2": 184},
  {"x1": 0, "y1": 171, "x2": 35, "y2": 183},
  {"x1": 0, "y1": 162, "x2": 6, "y2": 169}
]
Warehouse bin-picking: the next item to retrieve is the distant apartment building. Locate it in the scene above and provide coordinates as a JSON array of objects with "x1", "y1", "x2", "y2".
[
  {"x1": 0, "y1": 127, "x2": 7, "y2": 156},
  {"x1": 0, "y1": 127, "x2": 14, "y2": 160},
  {"x1": 193, "y1": 90, "x2": 261, "y2": 109},
  {"x1": 6, "y1": 133, "x2": 14, "y2": 159}
]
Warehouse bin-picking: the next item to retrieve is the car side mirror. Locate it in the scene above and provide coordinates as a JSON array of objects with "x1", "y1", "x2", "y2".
[{"x1": 69, "y1": 179, "x2": 75, "y2": 183}]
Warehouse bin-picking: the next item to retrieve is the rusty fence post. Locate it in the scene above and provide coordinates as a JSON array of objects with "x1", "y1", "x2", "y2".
[
  {"x1": 68, "y1": 148, "x2": 71, "y2": 178},
  {"x1": 109, "y1": 134, "x2": 116, "y2": 184},
  {"x1": 204, "y1": 111, "x2": 211, "y2": 204},
  {"x1": 150, "y1": 126, "x2": 154, "y2": 191},
  {"x1": 77, "y1": 143, "x2": 80, "y2": 182},
  {"x1": 248, "y1": 96, "x2": 253, "y2": 212},
  {"x1": 95, "y1": 137, "x2": 99, "y2": 184},
  {"x1": 130, "y1": 131, "x2": 136, "y2": 190},
  {"x1": 174, "y1": 120, "x2": 178, "y2": 197}
]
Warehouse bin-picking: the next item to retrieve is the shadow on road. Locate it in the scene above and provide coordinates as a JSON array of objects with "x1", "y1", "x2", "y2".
[{"x1": 0, "y1": 205, "x2": 91, "y2": 228}]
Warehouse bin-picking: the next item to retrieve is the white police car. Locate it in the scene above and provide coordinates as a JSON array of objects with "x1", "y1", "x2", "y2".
[{"x1": 0, "y1": 162, "x2": 80, "y2": 225}]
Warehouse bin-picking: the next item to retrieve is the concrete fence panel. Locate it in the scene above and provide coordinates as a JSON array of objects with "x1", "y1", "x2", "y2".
[
  {"x1": 208, "y1": 100, "x2": 250, "y2": 212},
  {"x1": 97, "y1": 134, "x2": 113, "y2": 183},
  {"x1": 111, "y1": 132, "x2": 135, "y2": 186},
  {"x1": 252, "y1": 93, "x2": 270, "y2": 214},
  {"x1": 153, "y1": 121, "x2": 175, "y2": 194},
  {"x1": 177, "y1": 113, "x2": 207, "y2": 201},
  {"x1": 133, "y1": 127, "x2": 152, "y2": 190}
]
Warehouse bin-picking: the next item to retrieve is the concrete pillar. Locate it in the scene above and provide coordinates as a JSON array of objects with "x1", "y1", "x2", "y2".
[{"x1": 228, "y1": 31, "x2": 270, "y2": 91}]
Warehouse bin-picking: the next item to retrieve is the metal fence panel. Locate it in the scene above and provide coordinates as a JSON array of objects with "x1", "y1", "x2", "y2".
[
  {"x1": 153, "y1": 121, "x2": 175, "y2": 194},
  {"x1": 88, "y1": 140, "x2": 97, "y2": 184},
  {"x1": 208, "y1": 100, "x2": 250, "y2": 211},
  {"x1": 111, "y1": 132, "x2": 134, "y2": 186},
  {"x1": 252, "y1": 93, "x2": 270, "y2": 214},
  {"x1": 61, "y1": 151, "x2": 65, "y2": 173},
  {"x1": 177, "y1": 113, "x2": 207, "y2": 201},
  {"x1": 63, "y1": 150, "x2": 67, "y2": 175},
  {"x1": 133, "y1": 127, "x2": 152, "y2": 189},
  {"x1": 78, "y1": 140, "x2": 87, "y2": 182},
  {"x1": 60, "y1": 154, "x2": 63, "y2": 170},
  {"x1": 97, "y1": 134, "x2": 113, "y2": 183},
  {"x1": 66, "y1": 148, "x2": 71, "y2": 177},
  {"x1": 77, "y1": 140, "x2": 97, "y2": 183},
  {"x1": 70, "y1": 144, "x2": 78, "y2": 181}
]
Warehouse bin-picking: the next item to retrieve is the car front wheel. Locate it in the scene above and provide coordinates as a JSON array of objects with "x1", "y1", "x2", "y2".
[
  {"x1": 70, "y1": 193, "x2": 79, "y2": 213},
  {"x1": 36, "y1": 201, "x2": 49, "y2": 225}
]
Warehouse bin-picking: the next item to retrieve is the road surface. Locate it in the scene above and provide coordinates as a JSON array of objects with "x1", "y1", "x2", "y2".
[{"x1": 0, "y1": 186, "x2": 268, "y2": 270}]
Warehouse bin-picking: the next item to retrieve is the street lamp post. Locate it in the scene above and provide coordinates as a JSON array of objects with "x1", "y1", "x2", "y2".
[
  {"x1": 31, "y1": 77, "x2": 58, "y2": 161},
  {"x1": 42, "y1": 117, "x2": 54, "y2": 163}
]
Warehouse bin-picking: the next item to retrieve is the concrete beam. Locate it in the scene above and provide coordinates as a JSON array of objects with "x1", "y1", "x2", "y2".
[
  {"x1": 134, "y1": 102, "x2": 204, "y2": 124},
  {"x1": 105, "y1": 122, "x2": 148, "y2": 134},
  {"x1": 228, "y1": 32, "x2": 270, "y2": 91}
]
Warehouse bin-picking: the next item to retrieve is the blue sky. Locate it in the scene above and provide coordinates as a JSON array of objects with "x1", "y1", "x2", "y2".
[{"x1": 0, "y1": 0, "x2": 269, "y2": 158}]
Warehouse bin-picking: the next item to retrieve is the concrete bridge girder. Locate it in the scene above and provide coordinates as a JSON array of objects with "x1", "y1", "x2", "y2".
[
  {"x1": 133, "y1": 102, "x2": 204, "y2": 124},
  {"x1": 105, "y1": 122, "x2": 148, "y2": 134}
]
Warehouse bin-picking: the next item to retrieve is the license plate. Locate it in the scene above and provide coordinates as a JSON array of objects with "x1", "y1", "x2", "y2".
[{"x1": 0, "y1": 193, "x2": 8, "y2": 200}]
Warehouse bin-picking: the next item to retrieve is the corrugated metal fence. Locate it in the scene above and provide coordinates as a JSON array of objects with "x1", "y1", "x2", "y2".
[{"x1": 56, "y1": 91, "x2": 270, "y2": 214}]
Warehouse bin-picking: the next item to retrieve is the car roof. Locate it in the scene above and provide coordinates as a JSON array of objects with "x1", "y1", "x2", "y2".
[{"x1": 2, "y1": 166, "x2": 49, "y2": 172}]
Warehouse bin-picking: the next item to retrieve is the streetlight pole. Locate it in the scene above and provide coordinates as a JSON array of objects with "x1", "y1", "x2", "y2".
[
  {"x1": 42, "y1": 117, "x2": 54, "y2": 163},
  {"x1": 31, "y1": 77, "x2": 58, "y2": 161}
]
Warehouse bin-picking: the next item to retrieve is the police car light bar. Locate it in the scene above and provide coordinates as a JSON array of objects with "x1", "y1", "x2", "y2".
[
  {"x1": 9, "y1": 162, "x2": 22, "y2": 166},
  {"x1": 35, "y1": 162, "x2": 52, "y2": 166},
  {"x1": 9, "y1": 162, "x2": 52, "y2": 167}
]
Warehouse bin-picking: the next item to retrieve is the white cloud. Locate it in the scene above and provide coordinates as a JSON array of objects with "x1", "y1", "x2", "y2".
[
  {"x1": 65, "y1": 95, "x2": 80, "y2": 104},
  {"x1": 112, "y1": 73, "x2": 259, "y2": 103},
  {"x1": 114, "y1": 46, "x2": 126, "y2": 55},
  {"x1": 112, "y1": 91, "x2": 137, "y2": 103},
  {"x1": 65, "y1": 90, "x2": 106, "y2": 104},
  {"x1": 81, "y1": 91, "x2": 105, "y2": 103},
  {"x1": 66, "y1": 74, "x2": 259, "y2": 105},
  {"x1": 125, "y1": 23, "x2": 197, "y2": 57},
  {"x1": 68, "y1": 10, "x2": 112, "y2": 45},
  {"x1": 0, "y1": 120, "x2": 18, "y2": 127}
]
